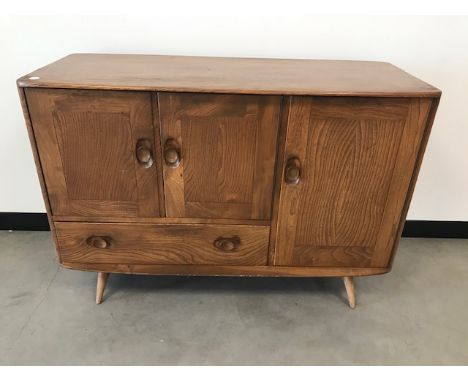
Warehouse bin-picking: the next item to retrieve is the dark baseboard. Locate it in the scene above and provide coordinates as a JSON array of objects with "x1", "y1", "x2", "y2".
[
  {"x1": 0, "y1": 213, "x2": 50, "y2": 231},
  {"x1": 0, "y1": 212, "x2": 467, "y2": 238},
  {"x1": 402, "y1": 220, "x2": 468, "y2": 239}
]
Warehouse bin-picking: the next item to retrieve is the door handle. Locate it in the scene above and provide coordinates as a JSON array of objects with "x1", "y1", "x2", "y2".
[
  {"x1": 214, "y1": 236, "x2": 241, "y2": 252},
  {"x1": 135, "y1": 139, "x2": 154, "y2": 168},
  {"x1": 285, "y1": 157, "x2": 301, "y2": 185},
  {"x1": 87, "y1": 236, "x2": 113, "y2": 249},
  {"x1": 164, "y1": 138, "x2": 181, "y2": 167}
]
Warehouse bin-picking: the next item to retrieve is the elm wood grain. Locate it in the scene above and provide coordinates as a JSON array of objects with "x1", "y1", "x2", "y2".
[
  {"x1": 150, "y1": 93, "x2": 166, "y2": 215},
  {"x1": 61, "y1": 262, "x2": 390, "y2": 277},
  {"x1": 268, "y1": 96, "x2": 291, "y2": 264},
  {"x1": 371, "y1": 98, "x2": 432, "y2": 267},
  {"x1": 387, "y1": 98, "x2": 440, "y2": 268},
  {"x1": 273, "y1": 96, "x2": 430, "y2": 268},
  {"x1": 159, "y1": 93, "x2": 280, "y2": 220},
  {"x1": 343, "y1": 276, "x2": 356, "y2": 309},
  {"x1": 17, "y1": 54, "x2": 441, "y2": 97},
  {"x1": 17, "y1": 87, "x2": 61, "y2": 262},
  {"x1": 19, "y1": 55, "x2": 441, "y2": 306},
  {"x1": 55, "y1": 222, "x2": 270, "y2": 266},
  {"x1": 96, "y1": 272, "x2": 109, "y2": 304},
  {"x1": 52, "y1": 216, "x2": 271, "y2": 226},
  {"x1": 25, "y1": 88, "x2": 161, "y2": 218},
  {"x1": 293, "y1": 246, "x2": 373, "y2": 267}
]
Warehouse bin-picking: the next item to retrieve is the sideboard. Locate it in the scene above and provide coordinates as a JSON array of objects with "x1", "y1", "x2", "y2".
[{"x1": 17, "y1": 54, "x2": 441, "y2": 307}]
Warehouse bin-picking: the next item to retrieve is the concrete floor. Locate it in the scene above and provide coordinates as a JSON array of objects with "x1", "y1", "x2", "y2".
[{"x1": 0, "y1": 231, "x2": 467, "y2": 365}]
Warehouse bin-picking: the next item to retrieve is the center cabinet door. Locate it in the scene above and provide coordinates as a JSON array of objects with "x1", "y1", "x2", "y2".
[
  {"x1": 158, "y1": 93, "x2": 281, "y2": 220},
  {"x1": 273, "y1": 96, "x2": 431, "y2": 268}
]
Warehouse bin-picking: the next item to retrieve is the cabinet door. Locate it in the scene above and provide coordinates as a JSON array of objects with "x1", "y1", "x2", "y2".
[
  {"x1": 273, "y1": 97, "x2": 431, "y2": 268},
  {"x1": 159, "y1": 93, "x2": 281, "y2": 220},
  {"x1": 26, "y1": 89, "x2": 161, "y2": 218}
]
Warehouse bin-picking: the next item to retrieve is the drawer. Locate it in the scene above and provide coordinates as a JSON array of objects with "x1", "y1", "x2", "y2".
[{"x1": 55, "y1": 222, "x2": 269, "y2": 265}]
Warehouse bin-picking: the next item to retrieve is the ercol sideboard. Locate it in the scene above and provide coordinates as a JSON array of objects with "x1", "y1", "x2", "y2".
[{"x1": 17, "y1": 54, "x2": 441, "y2": 307}]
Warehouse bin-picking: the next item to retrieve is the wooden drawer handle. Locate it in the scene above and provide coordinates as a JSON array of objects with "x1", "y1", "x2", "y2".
[
  {"x1": 164, "y1": 138, "x2": 181, "y2": 167},
  {"x1": 285, "y1": 157, "x2": 301, "y2": 185},
  {"x1": 136, "y1": 139, "x2": 154, "y2": 168},
  {"x1": 214, "y1": 236, "x2": 241, "y2": 252},
  {"x1": 87, "y1": 236, "x2": 112, "y2": 249}
]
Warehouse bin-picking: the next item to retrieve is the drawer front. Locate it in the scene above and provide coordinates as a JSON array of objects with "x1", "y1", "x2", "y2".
[{"x1": 55, "y1": 222, "x2": 269, "y2": 265}]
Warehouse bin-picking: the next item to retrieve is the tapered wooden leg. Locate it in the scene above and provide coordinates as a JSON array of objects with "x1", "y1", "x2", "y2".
[
  {"x1": 343, "y1": 276, "x2": 356, "y2": 309},
  {"x1": 96, "y1": 272, "x2": 109, "y2": 304}
]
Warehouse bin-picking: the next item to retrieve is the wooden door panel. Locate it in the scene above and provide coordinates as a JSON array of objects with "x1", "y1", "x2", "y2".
[
  {"x1": 159, "y1": 93, "x2": 280, "y2": 220},
  {"x1": 273, "y1": 96, "x2": 431, "y2": 267},
  {"x1": 26, "y1": 89, "x2": 161, "y2": 218},
  {"x1": 295, "y1": 118, "x2": 404, "y2": 247}
]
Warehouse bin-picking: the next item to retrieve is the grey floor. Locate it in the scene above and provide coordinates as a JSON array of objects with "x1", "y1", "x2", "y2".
[{"x1": 0, "y1": 231, "x2": 467, "y2": 365}]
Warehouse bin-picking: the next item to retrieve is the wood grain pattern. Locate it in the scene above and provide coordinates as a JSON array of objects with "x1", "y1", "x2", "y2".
[
  {"x1": 17, "y1": 87, "x2": 62, "y2": 262},
  {"x1": 19, "y1": 55, "x2": 441, "y2": 292},
  {"x1": 61, "y1": 262, "x2": 390, "y2": 277},
  {"x1": 55, "y1": 222, "x2": 269, "y2": 265},
  {"x1": 150, "y1": 93, "x2": 166, "y2": 215},
  {"x1": 274, "y1": 96, "x2": 430, "y2": 268},
  {"x1": 371, "y1": 98, "x2": 432, "y2": 266},
  {"x1": 386, "y1": 98, "x2": 440, "y2": 268},
  {"x1": 52, "y1": 216, "x2": 271, "y2": 226},
  {"x1": 18, "y1": 54, "x2": 441, "y2": 97},
  {"x1": 25, "y1": 89, "x2": 161, "y2": 218},
  {"x1": 159, "y1": 93, "x2": 280, "y2": 220},
  {"x1": 268, "y1": 96, "x2": 291, "y2": 264}
]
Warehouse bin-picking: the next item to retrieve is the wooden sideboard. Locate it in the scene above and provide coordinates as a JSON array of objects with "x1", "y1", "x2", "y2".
[{"x1": 17, "y1": 54, "x2": 441, "y2": 307}]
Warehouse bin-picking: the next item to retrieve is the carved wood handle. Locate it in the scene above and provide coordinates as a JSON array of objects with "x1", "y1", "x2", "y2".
[
  {"x1": 136, "y1": 139, "x2": 154, "y2": 167},
  {"x1": 164, "y1": 138, "x2": 181, "y2": 167},
  {"x1": 214, "y1": 236, "x2": 241, "y2": 252},
  {"x1": 87, "y1": 236, "x2": 112, "y2": 249},
  {"x1": 285, "y1": 157, "x2": 301, "y2": 185}
]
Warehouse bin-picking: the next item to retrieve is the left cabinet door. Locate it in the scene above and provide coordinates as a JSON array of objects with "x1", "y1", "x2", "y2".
[{"x1": 26, "y1": 89, "x2": 162, "y2": 218}]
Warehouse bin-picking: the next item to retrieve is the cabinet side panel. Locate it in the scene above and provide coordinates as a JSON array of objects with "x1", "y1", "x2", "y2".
[
  {"x1": 386, "y1": 97, "x2": 439, "y2": 267},
  {"x1": 25, "y1": 88, "x2": 70, "y2": 215},
  {"x1": 17, "y1": 86, "x2": 61, "y2": 261},
  {"x1": 371, "y1": 98, "x2": 433, "y2": 267}
]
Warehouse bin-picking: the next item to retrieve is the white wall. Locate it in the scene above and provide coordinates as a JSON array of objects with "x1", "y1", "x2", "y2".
[{"x1": 1, "y1": 15, "x2": 467, "y2": 220}]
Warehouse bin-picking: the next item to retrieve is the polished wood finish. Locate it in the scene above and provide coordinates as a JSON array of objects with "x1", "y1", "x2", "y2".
[
  {"x1": 343, "y1": 276, "x2": 356, "y2": 309},
  {"x1": 273, "y1": 97, "x2": 431, "y2": 268},
  {"x1": 387, "y1": 98, "x2": 441, "y2": 267},
  {"x1": 52, "y1": 216, "x2": 271, "y2": 225},
  {"x1": 25, "y1": 89, "x2": 161, "y2": 218},
  {"x1": 55, "y1": 222, "x2": 269, "y2": 265},
  {"x1": 63, "y1": 262, "x2": 389, "y2": 277},
  {"x1": 159, "y1": 93, "x2": 280, "y2": 219},
  {"x1": 18, "y1": 54, "x2": 441, "y2": 97},
  {"x1": 17, "y1": 87, "x2": 61, "y2": 262},
  {"x1": 18, "y1": 54, "x2": 441, "y2": 305},
  {"x1": 96, "y1": 272, "x2": 109, "y2": 304}
]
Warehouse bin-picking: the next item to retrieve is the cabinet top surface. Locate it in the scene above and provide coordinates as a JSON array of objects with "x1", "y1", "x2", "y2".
[{"x1": 18, "y1": 53, "x2": 441, "y2": 97}]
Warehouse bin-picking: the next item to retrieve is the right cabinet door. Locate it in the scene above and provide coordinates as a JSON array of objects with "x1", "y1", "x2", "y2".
[{"x1": 273, "y1": 97, "x2": 431, "y2": 268}]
